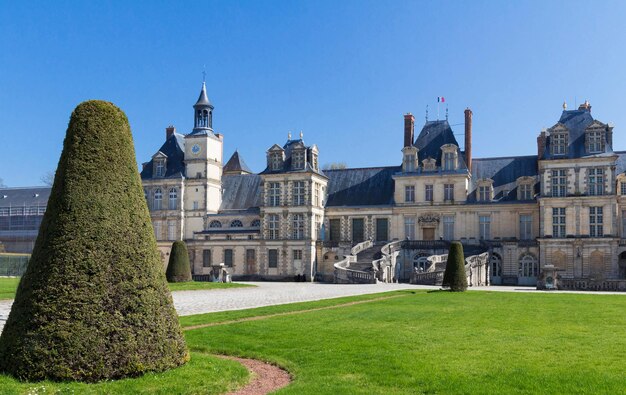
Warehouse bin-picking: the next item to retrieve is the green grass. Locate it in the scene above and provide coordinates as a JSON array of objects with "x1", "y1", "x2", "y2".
[
  {"x1": 1, "y1": 290, "x2": 625, "y2": 394},
  {"x1": 0, "y1": 278, "x2": 19, "y2": 300},
  {"x1": 0, "y1": 278, "x2": 251, "y2": 300}
]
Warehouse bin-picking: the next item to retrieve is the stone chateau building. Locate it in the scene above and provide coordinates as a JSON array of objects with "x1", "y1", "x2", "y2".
[{"x1": 2, "y1": 84, "x2": 626, "y2": 289}]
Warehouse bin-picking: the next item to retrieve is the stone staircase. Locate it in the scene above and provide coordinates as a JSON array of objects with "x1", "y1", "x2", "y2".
[{"x1": 351, "y1": 245, "x2": 383, "y2": 272}]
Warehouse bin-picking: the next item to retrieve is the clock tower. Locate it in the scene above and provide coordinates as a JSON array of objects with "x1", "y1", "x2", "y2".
[{"x1": 184, "y1": 81, "x2": 223, "y2": 239}]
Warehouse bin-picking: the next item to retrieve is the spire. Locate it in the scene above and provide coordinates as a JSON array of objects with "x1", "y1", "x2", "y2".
[{"x1": 194, "y1": 82, "x2": 213, "y2": 108}]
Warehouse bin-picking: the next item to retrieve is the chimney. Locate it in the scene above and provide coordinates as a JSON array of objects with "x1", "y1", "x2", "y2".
[
  {"x1": 166, "y1": 125, "x2": 176, "y2": 140},
  {"x1": 403, "y1": 113, "x2": 415, "y2": 148},
  {"x1": 537, "y1": 130, "x2": 547, "y2": 159},
  {"x1": 464, "y1": 108, "x2": 473, "y2": 171}
]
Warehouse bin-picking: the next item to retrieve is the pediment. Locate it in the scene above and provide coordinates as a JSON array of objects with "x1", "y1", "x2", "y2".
[{"x1": 152, "y1": 151, "x2": 168, "y2": 159}]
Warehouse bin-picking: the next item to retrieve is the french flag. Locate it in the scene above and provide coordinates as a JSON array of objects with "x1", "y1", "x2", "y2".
[{"x1": 438, "y1": 97, "x2": 445, "y2": 103}]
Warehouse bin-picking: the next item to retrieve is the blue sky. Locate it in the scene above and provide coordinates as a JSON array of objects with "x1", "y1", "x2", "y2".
[{"x1": 1, "y1": 1, "x2": 626, "y2": 187}]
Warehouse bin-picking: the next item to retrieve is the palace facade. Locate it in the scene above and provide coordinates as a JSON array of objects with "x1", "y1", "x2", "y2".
[{"x1": 3, "y1": 84, "x2": 626, "y2": 288}]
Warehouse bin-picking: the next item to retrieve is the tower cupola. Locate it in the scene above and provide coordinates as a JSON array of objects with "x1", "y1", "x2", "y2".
[{"x1": 192, "y1": 82, "x2": 214, "y2": 134}]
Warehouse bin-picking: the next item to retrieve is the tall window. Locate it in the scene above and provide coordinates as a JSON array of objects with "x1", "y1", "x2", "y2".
[
  {"x1": 519, "y1": 254, "x2": 538, "y2": 277},
  {"x1": 621, "y1": 182, "x2": 626, "y2": 196},
  {"x1": 478, "y1": 185, "x2": 491, "y2": 201},
  {"x1": 590, "y1": 206, "x2": 603, "y2": 237},
  {"x1": 155, "y1": 160, "x2": 165, "y2": 177},
  {"x1": 315, "y1": 214, "x2": 322, "y2": 239},
  {"x1": 192, "y1": 201, "x2": 199, "y2": 210},
  {"x1": 404, "y1": 153, "x2": 416, "y2": 172},
  {"x1": 587, "y1": 130, "x2": 604, "y2": 153},
  {"x1": 292, "y1": 214, "x2": 304, "y2": 239},
  {"x1": 551, "y1": 170, "x2": 567, "y2": 197},
  {"x1": 444, "y1": 184, "x2": 454, "y2": 201},
  {"x1": 519, "y1": 183, "x2": 533, "y2": 200},
  {"x1": 443, "y1": 215, "x2": 454, "y2": 241},
  {"x1": 202, "y1": 249, "x2": 212, "y2": 267},
  {"x1": 153, "y1": 188, "x2": 163, "y2": 210},
  {"x1": 519, "y1": 214, "x2": 532, "y2": 240},
  {"x1": 404, "y1": 216, "x2": 416, "y2": 240},
  {"x1": 443, "y1": 152, "x2": 456, "y2": 170},
  {"x1": 269, "y1": 182, "x2": 281, "y2": 206},
  {"x1": 268, "y1": 214, "x2": 280, "y2": 239},
  {"x1": 479, "y1": 215, "x2": 491, "y2": 240},
  {"x1": 293, "y1": 249, "x2": 302, "y2": 260},
  {"x1": 293, "y1": 181, "x2": 305, "y2": 206},
  {"x1": 168, "y1": 188, "x2": 177, "y2": 210},
  {"x1": 153, "y1": 221, "x2": 161, "y2": 240},
  {"x1": 405, "y1": 185, "x2": 415, "y2": 203},
  {"x1": 312, "y1": 153, "x2": 318, "y2": 170},
  {"x1": 167, "y1": 221, "x2": 176, "y2": 240},
  {"x1": 292, "y1": 150, "x2": 305, "y2": 169},
  {"x1": 268, "y1": 249, "x2": 278, "y2": 268},
  {"x1": 313, "y1": 183, "x2": 320, "y2": 206},
  {"x1": 552, "y1": 207, "x2": 566, "y2": 238},
  {"x1": 551, "y1": 132, "x2": 568, "y2": 155},
  {"x1": 224, "y1": 249, "x2": 233, "y2": 267},
  {"x1": 425, "y1": 185, "x2": 434, "y2": 202},
  {"x1": 329, "y1": 218, "x2": 341, "y2": 241},
  {"x1": 588, "y1": 168, "x2": 604, "y2": 196}
]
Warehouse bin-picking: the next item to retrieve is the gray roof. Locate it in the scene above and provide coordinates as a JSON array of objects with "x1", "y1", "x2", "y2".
[
  {"x1": 140, "y1": 133, "x2": 186, "y2": 180},
  {"x1": 223, "y1": 151, "x2": 253, "y2": 174},
  {"x1": 615, "y1": 151, "x2": 626, "y2": 174},
  {"x1": 0, "y1": 186, "x2": 51, "y2": 207},
  {"x1": 325, "y1": 166, "x2": 400, "y2": 207},
  {"x1": 414, "y1": 120, "x2": 468, "y2": 170},
  {"x1": 219, "y1": 174, "x2": 262, "y2": 212},
  {"x1": 542, "y1": 108, "x2": 612, "y2": 159},
  {"x1": 260, "y1": 139, "x2": 326, "y2": 177},
  {"x1": 470, "y1": 155, "x2": 539, "y2": 202},
  {"x1": 194, "y1": 82, "x2": 213, "y2": 108}
]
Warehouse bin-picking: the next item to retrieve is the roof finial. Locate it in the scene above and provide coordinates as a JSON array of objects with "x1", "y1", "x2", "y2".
[
  {"x1": 288, "y1": 131, "x2": 292, "y2": 140},
  {"x1": 425, "y1": 105, "x2": 429, "y2": 122},
  {"x1": 562, "y1": 101, "x2": 567, "y2": 110},
  {"x1": 202, "y1": 65, "x2": 206, "y2": 83},
  {"x1": 300, "y1": 130, "x2": 303, "y2": 139}
]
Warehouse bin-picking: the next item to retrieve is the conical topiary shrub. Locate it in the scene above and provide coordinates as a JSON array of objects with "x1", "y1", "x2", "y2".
[
  {"x1": 166, "y1": 241, "x2": 192, "y2": 283},
  {"x1": 442, "y1": 241, "x2": 468, "y2": 292},
  {"x1": 0, "y1": 101, "x2": 188, "y2": 382}
]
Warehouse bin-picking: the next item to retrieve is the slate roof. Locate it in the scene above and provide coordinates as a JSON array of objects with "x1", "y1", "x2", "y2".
[
  {"x1": 414, "y1": 120, "x2": 468, "y2": 170},
  {"x1": 194, "y1": 82, "x2": 213, "y2": 108},
  {"x1": 140, "y1": 133, "x2": 186, "y2": 180},
  {"x1": 470, "y1": 155, "x2": 539, "y2": 202},
  {"x1": 615, "y1": 151, "x2": 626, "y2": 175},
  {"x1": 223, "y1": 150, "x2": 253, "y2": 175},
  {"x1": 0, "y1": 186, "x2": 51, "y2": 208},
  {"x1": 325, "y1": 166, "x2": 400, "y2": 207},
  {"x1": 218, "y1": 174, "x2": 262, "y2": 212},
  {"x1": 542, "y1": 108, "x2": 612, "y2": 159},
  {"x1": 260, "y1": 139, "x2": 326, "y2": 177}
]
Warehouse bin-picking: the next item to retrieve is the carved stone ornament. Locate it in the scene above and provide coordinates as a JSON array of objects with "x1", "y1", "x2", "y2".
[{"x1": 418, "y1": 214, "x2": 440, "y2": 225}]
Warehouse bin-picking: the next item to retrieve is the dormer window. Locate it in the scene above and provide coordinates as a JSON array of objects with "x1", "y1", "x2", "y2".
[
  {"x1": 292, "y1": 150, "x2": 305, "y2": 170},
  {"x1": 441, "y1": 144, "x2": 458, "y2": 171},
  {"x1": 586, "y1": 127, "x2": 605, "y2": 153},
  {"x1": 422, "y1": 158, "x2": 436, "y2": 171},
  {"x1": 477, "y1": 179, "x2": 494, "y2": 202},
  {"x1": 551, "y1": 131, "x2": 568, "y2": 155},
  {"x1": 402, "y1": 146, "x2": 418, "y2": 172},
  {"x1": 271, "y1": 153, "x2": 282, "y2": 171},
  {"x1": 312, "y1": 153, "x2": 318, "y2": 171},
  {"x1": 155, "y1": 159, "x2": 166, "y2": 177},
  {"x1": 517, "y1": 177, "x2": 535, "y2": 200}
]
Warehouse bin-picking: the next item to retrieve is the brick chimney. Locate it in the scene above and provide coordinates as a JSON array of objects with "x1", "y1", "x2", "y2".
[
  {"x1": 537, "y1": 130, "x2": 547, "y2": 159},
  {"x1": 166, "y1": 125, "x2": 176, "y2": 140},
  {"x1": 464, "y1": 108, "x2": 473, "y2": 171},
  {"x1": 404, "y1": 113, "x2": 415, "y2": 148}
]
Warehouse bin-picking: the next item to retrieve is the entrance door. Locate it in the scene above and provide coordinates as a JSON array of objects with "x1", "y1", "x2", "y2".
[
  {"x1": 329, "y1": 219, "x2": 341, "y2": 242},
  {"x1": 376, "y1": 218, "x2": 388, "y2": 242},
  {"x1": 245, "y1": 249, "x2": 256, "y2": 275},
  {"x1": 352, "y1": 218, "x2": 364, "y2": 243},
  {"x1": 423, "y1": 228, "x2": 435, "y2": 241}
]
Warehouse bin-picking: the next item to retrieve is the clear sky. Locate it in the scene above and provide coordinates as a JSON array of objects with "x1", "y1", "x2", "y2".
[{"x1": 2, "y1": 1, "x2": 626, "y2": 187}]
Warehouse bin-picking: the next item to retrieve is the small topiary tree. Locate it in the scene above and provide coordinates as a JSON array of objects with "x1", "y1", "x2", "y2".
[
  {"x1": 0, "y1": 101, "x2": 188, "y2": 382},
  {"x1": 442, "y1": 241, "x2": 468, "y2": 292},
  {"x1": 166, "y1": 240, "x2": 192, "y2": 283}
]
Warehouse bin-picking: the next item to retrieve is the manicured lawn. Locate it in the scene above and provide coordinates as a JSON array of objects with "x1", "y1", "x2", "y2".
[
  {"x1": 0, "y1": 278, "x2": 251, "y2": 300},
  {"x1": 1, "y1": 290, "x2": 625, "y2": 393}
]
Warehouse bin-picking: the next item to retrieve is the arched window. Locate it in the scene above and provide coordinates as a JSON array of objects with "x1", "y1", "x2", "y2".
[
  {"x1": 413, "y1": 253, "x2": 430, "y2": 272},
  {"x1": 209, "y1": 220, "x2": 222, "y2": 228},
  {"x1": 490, "y1": 253, "x2": 502, "y2": 277},
  {"x1": 153, "y1": 188, "x2": 163, "y2": 210},
  {"x1": 230, "y1": 220, "x2": 243, "y2": 227},
  {"x1": 168, "y1": 188, "x2": 178, "y2": 210},
  {"x1": 251, "y1": 219, "x2": 261, "y2": 227},
  {"x1": 519, "y1": 254, "x2": 538, "y2": 277}
]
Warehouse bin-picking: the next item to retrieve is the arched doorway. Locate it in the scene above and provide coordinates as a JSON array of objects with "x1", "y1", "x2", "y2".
[
  {"x1": 518, "y1": 253, "x2": 538, "y2": 286},
  {"x1": 413, "y1": 253, "x2": 430, "y2": 272},
  {"x1": 490, "y1": 253, "x2": 502, "y2": 285}
]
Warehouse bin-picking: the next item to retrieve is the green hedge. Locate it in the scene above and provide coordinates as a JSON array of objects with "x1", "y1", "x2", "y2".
[
  {"x1": 442, "y1": 241, "x2": 468, "y2": 292},
  {"x1": 166, "y1": 241, "x2": 192, "y2": 283},
  {"x1": 0, "y1": 101, "x2": 188, "y2": 382}
]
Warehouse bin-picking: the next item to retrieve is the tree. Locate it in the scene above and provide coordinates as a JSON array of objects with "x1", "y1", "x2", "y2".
[
  {"x1": 322, "y1": 162, "x2": 347, "y2": 170},
  {"x1": 166, "y1": 241, "x2": 192, "y2": 283},
  {"x1": 0, "y1": 101, "x2": 188, "y2": 382},
  {"x1": 442, "y1": 241, "x2": 468, "y2": 292},
  {"x1": 40, "y1": 171, "x2": 55, "y2": 186}
]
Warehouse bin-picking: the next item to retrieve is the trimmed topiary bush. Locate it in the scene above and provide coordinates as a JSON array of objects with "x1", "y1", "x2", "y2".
[
  {"x1": 442, "y1": 241, "x2": 468, "y2": 292},
  {"x1": 166, "y1": 241, "x2": 192, "y2": 283},
  {"x1": 0, "y1": 101, "x2": 188, "y2": 382}
]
